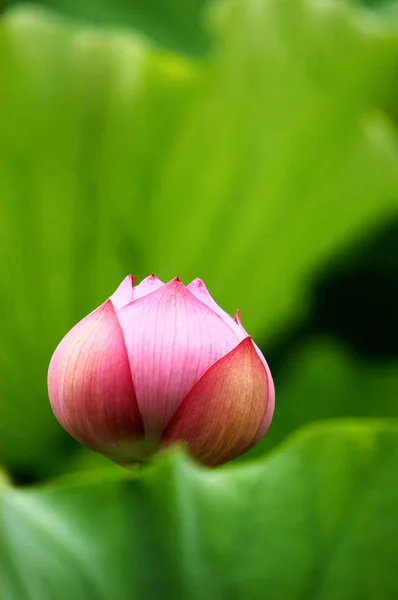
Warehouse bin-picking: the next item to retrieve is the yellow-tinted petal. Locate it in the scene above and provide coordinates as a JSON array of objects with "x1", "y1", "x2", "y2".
[{"x1": 163, "y1": 337, "x2": 270, "y2": 466}]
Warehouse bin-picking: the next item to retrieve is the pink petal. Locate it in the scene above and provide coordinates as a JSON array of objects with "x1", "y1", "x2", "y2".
[
  {"x1": 110, "y1": 275, "x2": 134, "y2": 311},
  {"x1": 188, "y1": 279, "x2": 275, "y2": 434},
  {"x1": 48, "y1": 300, "x2": 144, "y2": 461},
  {"x1": 235, "y1": 310, "x2": 275, "y2": 442},
  {"x1": 251, "y1": 382, "x2": 275, "y2": 444},
  {"x1": 187, "y1": 278, "x2": 245, "y2": 340},
  {"x1": 133, "y1": 274, "x2": 164, "y2": 301},
  {"x1": 163, "y1": 337, "x2": 270, "y2": 466},
  {"x1": 116, "y1": 279, "x2": 240, "y2": 435}
]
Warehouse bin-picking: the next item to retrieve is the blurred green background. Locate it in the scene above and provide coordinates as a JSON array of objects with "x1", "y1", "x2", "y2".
[{"x1": 1, "y1": 0, "x2": 398, "y2": 598}]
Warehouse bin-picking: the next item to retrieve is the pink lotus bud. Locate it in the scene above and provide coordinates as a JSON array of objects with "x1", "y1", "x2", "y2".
[{"x1": 48, "y1": 275, "x2": 275, "y2": 466}]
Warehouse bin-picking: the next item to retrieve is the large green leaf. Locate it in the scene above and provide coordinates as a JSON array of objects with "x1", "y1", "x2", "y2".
[
  {"x1": 3, "y1": 0, "x2": 210, "y2": 55},
  {"x1": 151, "y1": 0, "x2": 398, "y2": 341},
  {"x1": 2, "y1": 421, "x2": 398, "y2": 599},
  {"x1": 1, "y1": 0, "x2": 398, "y2": 476},
  {"x1": 247, "y1": 339, "x2": 398, "y2": 459}
]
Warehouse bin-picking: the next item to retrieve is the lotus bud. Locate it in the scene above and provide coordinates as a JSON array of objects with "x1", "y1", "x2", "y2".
[{"x1": 48, "y1": 275, "x2": 275, "y2": 466}]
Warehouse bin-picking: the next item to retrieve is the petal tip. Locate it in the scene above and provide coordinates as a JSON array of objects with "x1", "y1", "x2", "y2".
[
  {"x1": 166, "y1": 276, "x2": 184, "y2": 289},
  {"x1": 110, "y1": 275, "x2": 135, "y2": 311},
  {"x1": 188, "y1": 277, "x2": 205, "y2": 288},
  {"x1": 234, "y1": 335, "x2": 256, "y2": 355},
  {"x1": 132, "y1": 274, "x2": 165, "y2": 300},
  {"x1": 103, "y1": 298, "x2": 115, "y2": 311},
  {"x1": 234, "y1": 309, "x2": 241, "y2": 325}
]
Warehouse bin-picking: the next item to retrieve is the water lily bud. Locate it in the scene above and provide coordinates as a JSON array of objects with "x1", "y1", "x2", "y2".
[{"x1": 48, "y1": 275, "x2": 274, "y2": 466}]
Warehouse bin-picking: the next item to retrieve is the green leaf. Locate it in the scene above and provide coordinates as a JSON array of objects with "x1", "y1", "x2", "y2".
[
  {"x1": 3, "y1": 0, "x2": 210, "y2": 55},
  {"x1": 2, "y1": 421, "x2": 398, "y2": 599},
  {"x1": 246, "y1": 339, "x2": 398, "y2": 460},
  {"x1": 1, "y1": 0, "x2": 398, "y2": 476},
  {"x1": 151, "y1": 0, "x2": 398, "y2": 342},
  {"x1": 348, "y1": 0, "x2": 398, "y2": 15}
]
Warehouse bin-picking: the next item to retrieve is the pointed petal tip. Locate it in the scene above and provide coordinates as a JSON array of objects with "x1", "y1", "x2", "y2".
[
  {"x1": 103, "y1": 298, "x2": 115, "y2": 310},
  {"x1": 234, "y1": 309, "x2": 241, "y2": 325},
  {"x1": 186, "y1": 280, "x2": 245, "y2": 341},
  {"x1": 188, "y1": 277, "x2": 205, "y2": 288},
  {"x1": 109, "y1": 277, "x2": 134, "y2": 311},
  {"x1": 120, "y1": 274, "x2": 135, "y2": 288},
  {"x1": 133, "y1": 274, "x2": 164, "y2": 300},
  {"x1": 235, "y1": 334, "x2": 256, "y2": 353},
  {"x1": 165, "y1": 276, "x2": 184, "y2": 288}
]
